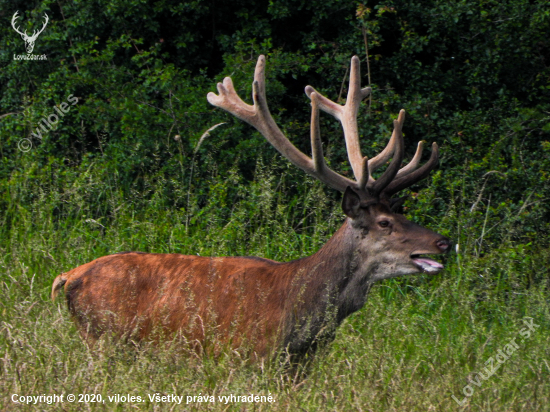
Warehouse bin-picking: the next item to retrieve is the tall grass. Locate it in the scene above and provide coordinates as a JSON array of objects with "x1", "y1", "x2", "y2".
[{"x1": 1, "y1": 157, "x2": 549, "y2": 411}]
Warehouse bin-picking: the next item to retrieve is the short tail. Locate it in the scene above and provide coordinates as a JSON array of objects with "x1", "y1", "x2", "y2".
[{"x1": 51, "y1": 274, "x2": 67, "y2": 301}]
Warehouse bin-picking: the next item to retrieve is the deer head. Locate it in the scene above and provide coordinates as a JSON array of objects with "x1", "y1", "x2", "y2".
[
  {"x1": 11, "y1": 11, "x2": 49, "y2": 54},
  {"x1": 207, "y1": 56, "x2": 450, "y2": 284}
]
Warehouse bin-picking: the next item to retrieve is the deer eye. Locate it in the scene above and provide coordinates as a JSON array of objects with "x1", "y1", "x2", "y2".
[{"x1": 378, "y1": 220, "x2": 390, "y2": 228}]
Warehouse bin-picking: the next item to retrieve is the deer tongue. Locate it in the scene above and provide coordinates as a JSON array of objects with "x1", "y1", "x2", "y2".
[{"x1": 412, "y1": 257, "x2": 443, "y2": 273}]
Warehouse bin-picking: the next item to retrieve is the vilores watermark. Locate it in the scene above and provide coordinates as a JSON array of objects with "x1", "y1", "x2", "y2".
[{"x1": 18, "y1": 94, "x2": 78, "y2": 152}]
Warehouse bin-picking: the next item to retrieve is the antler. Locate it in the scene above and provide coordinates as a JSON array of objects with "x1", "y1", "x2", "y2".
[
  {"x1": 206, "y1": 55, "x2": 357, "y2": 192},
  {"x1": 11, "y1": 11, "x2": 26, "y2": 37},
  {"x1": 207, "y1": 55, "x2": 439, "y2": 201},
  {"x1": 29, "y1": 13, "x2": 49, "y2": 41},
  {"x1": 11, "y1": 11, "x2": 48, "y2": 41}
]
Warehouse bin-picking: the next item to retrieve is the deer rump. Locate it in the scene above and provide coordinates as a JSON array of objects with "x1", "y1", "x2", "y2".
[{"x1": 52, "y1": 55, "x2": 451, "y2": 360}]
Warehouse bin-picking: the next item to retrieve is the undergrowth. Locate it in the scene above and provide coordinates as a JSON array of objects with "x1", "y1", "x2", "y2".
[{"x1": 1, "y1": 158, "x2": 549, "y2": 411}]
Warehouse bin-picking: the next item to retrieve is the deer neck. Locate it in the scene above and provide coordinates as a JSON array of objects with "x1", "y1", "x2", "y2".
[
  {"x1": 281, "y1": 219, "x2": 376, "y2": 352},
  {"x1": 307, "y1": 218, "x2": 376, "y2": 317}
]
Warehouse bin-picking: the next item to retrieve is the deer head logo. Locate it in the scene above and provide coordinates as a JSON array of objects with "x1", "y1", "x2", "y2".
[{"x1": 11, "y1": 11, "x2": 49, "y2": 54}]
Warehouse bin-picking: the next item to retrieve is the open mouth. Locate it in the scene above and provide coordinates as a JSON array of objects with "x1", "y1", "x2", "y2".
[{"x1": 411, "y1": 255, "x2": 444, "y2": 273}]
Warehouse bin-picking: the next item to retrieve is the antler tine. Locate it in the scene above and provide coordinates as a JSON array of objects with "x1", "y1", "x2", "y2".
[
  {"x1": 341, "y1": 56, "x2": 369, "y2": 181},
  {"x1": 253, "y1": 55, "x2": 266, "y2": 98},
  {"x1": 207, "y1": 55, "x2": 439, "y2": 200},
  {"x1": 368, "y1": 110, "x2": 406, "y2": 195},
  {"x1": 207, "y1": 55, "x2": 356, "y2": 193},
  {"x1": 310, "y1": 93, "x2": 327, "y2": 173},
  {"x1": 304, "y1": 85, "x2": 342, "y2": 119},
  {"x1": 11, "y1": 11, "x2": 26, "y2": 36},
  {"x1": 383, "y1": 142, "x2": 439, "y2": 197},
  {"x1": 30, "y1": 13, "x2": 48, "y2": 40},
  {"x1": 396, "y1": 141, "x2": 425, "y2": 178},
  {"x1": 368, "y1": 128, "x2": 398, "y2": 174},
  {"x1": 358, "y1": 156, "x2": 370, "y2": 190},
  {"x1": 305, "y1": 56, "x2": 371, "y2": 184}
]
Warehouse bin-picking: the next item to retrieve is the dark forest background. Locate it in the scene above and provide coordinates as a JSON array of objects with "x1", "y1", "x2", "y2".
[{"x1": 0, "y1": 1, "x2": 549, "y2": 410}]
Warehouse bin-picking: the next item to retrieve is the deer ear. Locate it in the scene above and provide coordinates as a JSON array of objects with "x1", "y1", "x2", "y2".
[
  {"x1": 390, "y1": 195, "x2": 408, "y2": 212},
  {"x1": 342, "y1": 186, "x2": 361, "y2": 218}
]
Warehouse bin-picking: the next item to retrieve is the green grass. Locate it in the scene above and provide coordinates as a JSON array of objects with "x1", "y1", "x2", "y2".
[{"x1": 1, "y1": 161, "x2": 549, "y2": 411}]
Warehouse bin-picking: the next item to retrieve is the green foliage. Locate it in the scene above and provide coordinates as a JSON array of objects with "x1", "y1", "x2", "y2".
[
  {"x1": 1, "y1": 1, "x2": 549, "y2": 243},
  {"x1": 1, "y1": 161, "x2": 549, "y2": 410},
  {"x1": 1, "y1": 0, "x2": 549, "y2": 409}
]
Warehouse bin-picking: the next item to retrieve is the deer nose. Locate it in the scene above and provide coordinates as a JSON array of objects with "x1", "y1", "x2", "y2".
[{"x1": 436, "y1": 239, "x2": 452, "y2": 253}]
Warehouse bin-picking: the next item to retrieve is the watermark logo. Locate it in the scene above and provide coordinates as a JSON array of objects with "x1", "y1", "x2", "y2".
[
  {"x1": 451, "y1": 317, "x2": 540, "y2": 406},
  {"x1": 18, "y1": 94, "x2": 79, "y2": 152},
  {"x1": 11, "y1": 11, "x2": 48, "y2": 60}
]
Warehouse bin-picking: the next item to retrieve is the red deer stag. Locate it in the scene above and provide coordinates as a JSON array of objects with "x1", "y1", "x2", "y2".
[{"x1": 52, "y1": 56, "x2": 450, "y2": 359}]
